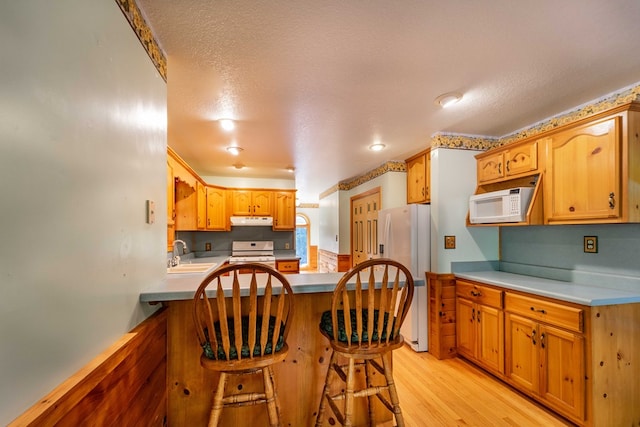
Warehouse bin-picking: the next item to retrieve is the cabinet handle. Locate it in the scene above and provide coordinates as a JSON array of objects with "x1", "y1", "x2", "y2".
[
  {"x1": 530, "y1": 306, "x2": 546, "y2": 314},
  {"x1": 540, "y1": 333, "x2": 546, "y2": 349},
  {"x1": 498, "y1": 162, "x2": 502, "y2": 174},
  {"x1": 471, "y1": 308, "x2": 476, "y2": 321},
  {"x1": 506, "y1": 160, "x2": 510, "y2": 172},
  {"x1": 477, "y1": 311, "x2": 481, "y2": 323},
  {"x1": 531, "y1": 329, "x2": 537, "y2": 346},
  {"x1": 609, "y1": 192, "x2": 615, "y2": 209},
  {"x1": 470, "y1": 290, "x2": 482, "y2": 297}
]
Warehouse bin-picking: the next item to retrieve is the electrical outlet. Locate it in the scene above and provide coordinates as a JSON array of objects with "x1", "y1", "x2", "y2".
[
  {"x1": 285, "y1": 243, "x2": 290, "y2": 250},
  {"x1": 205, "y1": 242, "x2": 211, "y2": 251},
  {"x1": 584, "y1": 236, "x2": 598, "y2": 253},
  {"x1": 444, "y1": 235, "x2": 456, "y2": 249}
]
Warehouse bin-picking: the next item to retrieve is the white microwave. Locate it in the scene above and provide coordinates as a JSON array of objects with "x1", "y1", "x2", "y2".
[{"x1": 469, "y1": 187, "x2": 534, "y2": 224}]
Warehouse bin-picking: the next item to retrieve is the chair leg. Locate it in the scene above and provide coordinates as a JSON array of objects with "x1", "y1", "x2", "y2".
[
  {"x1": 364, "y1": 360, "x2": 376, "y2": 427},
  {"x1": 344, "y1": 357, "x2": 355, "y2": 427},
  {"x1": 262, "y1": 366, "x2": 281, "y2": 427},
  {"x1": 381, "y1": 353, "x2": 404, "y2": 427},
  {"x1": 315, "y1": 350, "x2": 337, "y2": 427},
  {"x1": 208, "y1": 372, "x2": 228, "y2": 427}
]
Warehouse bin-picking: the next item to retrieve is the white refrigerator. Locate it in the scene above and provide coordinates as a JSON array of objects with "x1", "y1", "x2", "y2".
[{"x1": 377, "y1": 204, "x2": 430, "y2": 352}]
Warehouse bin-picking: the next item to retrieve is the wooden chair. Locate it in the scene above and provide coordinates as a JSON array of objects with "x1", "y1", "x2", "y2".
[
  {"x1": 315, "y1": 258, "x2": 414, "y2": 427},
  {"x1": 192, "y1": 263, "x2": 294, "y2": 427}
]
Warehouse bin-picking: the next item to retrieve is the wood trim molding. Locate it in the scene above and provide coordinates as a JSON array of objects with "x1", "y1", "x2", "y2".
[{"x1": 9, "y1": 309, "x2": 168, "y2": 427}]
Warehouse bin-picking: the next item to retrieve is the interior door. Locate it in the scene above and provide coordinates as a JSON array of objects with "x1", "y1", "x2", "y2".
[{"x1": 350, "y1": 189, "x2": 380, "y2": 267}]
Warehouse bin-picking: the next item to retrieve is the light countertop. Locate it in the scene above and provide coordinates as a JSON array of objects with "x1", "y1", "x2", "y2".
[
  {"x1": 455, "y1": 270, "x2": 640, "y2": 306},
  {"x1": 142, "y1": 257, "x2": 424, "y2": 303}
]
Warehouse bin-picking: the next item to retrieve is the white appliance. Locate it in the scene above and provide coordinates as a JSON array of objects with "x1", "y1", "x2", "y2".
[
  {"x1": 228, "y1": 241, "x2": 276, "y2": 268},
  {"x1": 377, "y1": 204, "x2": 430, "y2": 352},
  {"x1": 230, "y1": 216, "x2": 273, "y2": 226},
  {"x1": 468, "y1": 187, "x2": 534, "y2": 224}
]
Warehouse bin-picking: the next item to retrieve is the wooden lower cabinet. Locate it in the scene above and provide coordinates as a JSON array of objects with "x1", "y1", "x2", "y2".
[
  {"x1": 276, "y1": 259, "x2": 299, "y2": 274},
  {"x1": 456, "y1": 280, "x2": 504, "y2": 375},
  {"x1": 504, "y1": 292, "x2": 586, "y2": 423},
  {"x1": 456, "y1": 278, "x2": 640, "y2": 426},
  {"x1": 505, "y1": 312, "x2": 585, "y2": 421},
  {"x1": 427, "y1": 273, "x2": 456, "y2": 359}
]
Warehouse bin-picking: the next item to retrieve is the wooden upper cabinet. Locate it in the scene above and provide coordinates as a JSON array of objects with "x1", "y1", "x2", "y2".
[
  {"x1": 545, "y1": 115, "x2": 621, "y2": 223},
  {"x1": 273, "y1": 191, "x2": 296, "y2": 230},
  {"x1": 477, "y1": 139, "x2": 538, "y2": 184},
  {"x1": 231, "y1": 190, "x2": 273, "y2": 216},
  {"x1": 406, "y1": 149, "x2": 430, "y2": 204},
  {"x1": 206, "y1": 187, "x2": 228, "y2": 231},
  {"x1": 477, "y1": 151, "x2": 505, "y2": 183},
  {"x1": 505, "y1": 140, "x2": 538, "y2": 177}
]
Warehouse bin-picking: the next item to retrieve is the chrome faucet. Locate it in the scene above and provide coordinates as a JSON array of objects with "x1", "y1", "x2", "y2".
[{"x1": 170, "y1": 240, "x2": 188, "y2": 267}]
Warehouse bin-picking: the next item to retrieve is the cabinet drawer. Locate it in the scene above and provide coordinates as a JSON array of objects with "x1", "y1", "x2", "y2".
[
  {"x1": 505, "y1": 292, "x2": 584, "y2": 333},
  {"x1": 277, "y1": 260, "x2": 299, "y2": 273},
  {"x1": 456, "y1": 280, "x2": 502, "y2": 308}
]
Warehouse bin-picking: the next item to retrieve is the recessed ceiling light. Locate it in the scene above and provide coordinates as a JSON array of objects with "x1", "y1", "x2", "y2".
[
  {"x1": 226, "y1": 146, "x2": 243, "y2": 156},
  {"x1": 219, "y1": 119, "x2": 235, "y2": 131},
  {"x1": 232, "y1": 163, "x2": 245, "y2": 170},
  {"x1": 369, "y1": 143, "x2": 386, "y2": 152},
  {"x1": 286, "y1": 166, "x2": 295, "y2": 173},
  {"x1": 434, "y1": 92, "x2": 463, "y2": 108}
]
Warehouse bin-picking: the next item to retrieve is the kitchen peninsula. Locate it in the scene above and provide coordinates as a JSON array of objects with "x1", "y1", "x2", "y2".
[{"x1": 140, "y1": 262, "x2": 425, "y2": 426}]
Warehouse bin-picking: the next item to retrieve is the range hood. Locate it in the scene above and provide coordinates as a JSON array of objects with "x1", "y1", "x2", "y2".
[{"x1": 230, "y1": 216, "x2": 273, "y2": 226}]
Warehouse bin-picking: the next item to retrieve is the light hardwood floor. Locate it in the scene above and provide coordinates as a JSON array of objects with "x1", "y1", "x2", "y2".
[{"x1": 386, "y1": 345, "x2": 574, "y2": 427}]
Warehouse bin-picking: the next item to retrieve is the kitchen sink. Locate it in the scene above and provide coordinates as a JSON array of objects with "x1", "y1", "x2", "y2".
[{"x1": 167, "y1": 262, "x2": 217, "y2": 274}]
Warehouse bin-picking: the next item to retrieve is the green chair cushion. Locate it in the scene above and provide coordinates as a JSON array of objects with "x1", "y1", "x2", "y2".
[
  {"x1": 201, "y1": 315, "x2": 285, "y2": 360},
  {"x1": 320, "y1": 309, "x2": 396, "y2": 343}
]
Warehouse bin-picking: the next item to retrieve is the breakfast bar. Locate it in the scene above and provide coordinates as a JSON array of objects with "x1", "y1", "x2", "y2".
[{"x1": 141, "y1": 261, "x2": 425, "y2": 426}]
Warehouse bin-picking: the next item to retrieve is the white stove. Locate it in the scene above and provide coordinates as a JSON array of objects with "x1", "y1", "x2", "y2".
[{"x1": 228, "y1": 241, "x2": 276, "y2": 268}]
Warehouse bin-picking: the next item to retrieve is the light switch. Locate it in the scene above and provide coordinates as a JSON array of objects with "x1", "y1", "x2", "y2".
[{"x1": 146, "y1": 200, "x2": 155, "y2": 224}]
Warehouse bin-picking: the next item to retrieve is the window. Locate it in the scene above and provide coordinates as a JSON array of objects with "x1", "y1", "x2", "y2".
[{"x1": 296, "y1": 214, "x2": 310, "y2": 267}]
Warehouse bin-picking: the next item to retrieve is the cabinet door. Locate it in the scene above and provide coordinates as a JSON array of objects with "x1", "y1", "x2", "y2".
[
  {"x1": 455, "y1": 297, "x2": 476, "y2": 359},
  {"x1": 252, "y1": 191, "x2": 273, "y2": 216},
  {"x1": 546, "y1": 116, "x2": 621, "y2": 222},
  {"x1": 477, "y1": 304, "x2": 504, "y2": 374},
  {"x1": 406, "y1": 153, "x2": 429, "y2": 203},
  {"x1": 231, "y1": 190, "x2": 253, "y2": 216},
  {"x1": 505, "y1": 313, "x2": 539, "y2": 394},
  {"x1": 206, "y1": 187, "x2": 227, "y2": 231},
  {"x1": 196, "y1": 181, "x2": 206, "y2": 229},
  {"x1": 539, "y1": 324, "x2": 585, "y2": 420},
  {"x1": 506, "y1": 140, "x2": 538, "y2": 177},
  {"x1": 477, "y1": 151, "x2": 505, "y2": 183},
  {"x1": 273, "y1": 191, "x2": 295, "y2": 230}
]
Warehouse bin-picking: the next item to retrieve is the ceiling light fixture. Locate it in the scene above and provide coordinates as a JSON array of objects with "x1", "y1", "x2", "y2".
[
  {"x1": 369, "y1": 143, "x2": 386, "y2": 152},
  {"x1": 233, "y1": 163, "x2": 245, "y2": 170},
  {"x1": 435, "y1": 92, "x2": 463, "y2": 108},
  {"x1": 286, "y1": 166, "x2": 295, "y2": 173},
  {"x1": 226, "y1": 146, "x2": 243, "y2": 156},
  {"x1": 219, "y1": 118, "x2": 235, "y2": 132}
]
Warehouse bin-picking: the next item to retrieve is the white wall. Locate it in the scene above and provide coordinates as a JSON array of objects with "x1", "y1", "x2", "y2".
[
  {"x1": 319, "y1": 191, "x2": 340, "y2": 253},
  {"x1": 430, "y1": 148, "x2": 499, "y2": 272},
  {"x1": 0, "y1": 1, "x2": 166, "y2": 423}
]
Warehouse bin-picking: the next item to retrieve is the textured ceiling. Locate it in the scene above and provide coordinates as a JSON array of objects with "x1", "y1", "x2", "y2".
[{"x1": 136, "y1": 0, "x2": 640, "y2": 203}]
